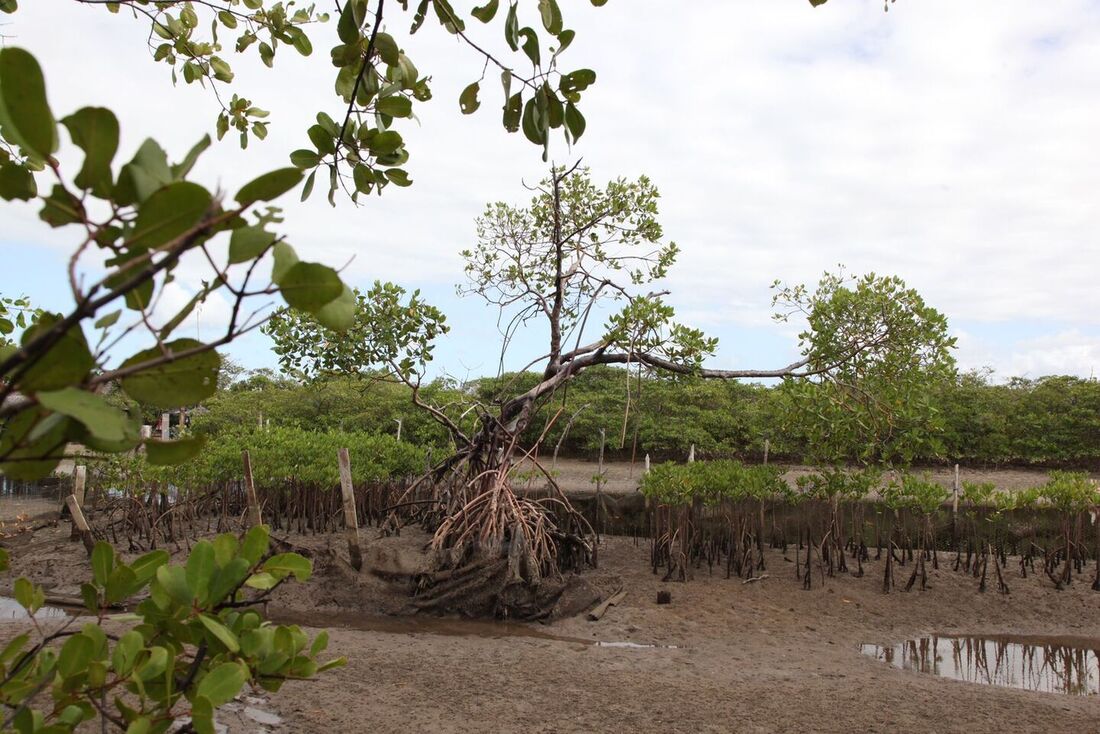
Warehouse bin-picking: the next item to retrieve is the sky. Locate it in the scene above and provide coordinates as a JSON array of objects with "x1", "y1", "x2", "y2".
[{"x1": 3, "y1": 0, "x2": 1100, "y2": 383}]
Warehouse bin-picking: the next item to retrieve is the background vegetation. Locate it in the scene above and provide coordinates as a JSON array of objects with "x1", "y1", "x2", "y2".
[{"x1": 189, "y1": 365, "x2": 1100, "y2": 469}]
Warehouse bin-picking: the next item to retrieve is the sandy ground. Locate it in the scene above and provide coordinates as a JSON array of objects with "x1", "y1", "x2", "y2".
[
  {"x1": 2, "y1": 513, "x2": 1100, "y2": 734},
  {"x1": 519, "y1": 458, "x2": 1092, "y2": 497}
]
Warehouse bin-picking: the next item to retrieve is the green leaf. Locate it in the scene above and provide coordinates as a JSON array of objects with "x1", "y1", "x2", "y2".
[
  {"x1": 198, "y1": 614, "x2": 241, "y2": 653},
  {"x1": 189, "y1": 697, "x2": 215, "y2": 734},
  {"x1": 374, "y1": 32, "x2": 400, "y2": 65},
  {"x1": 564, "y1": 102, "x2": 585, "y2": 142},
  {"x1": 236, "y1": 167, "x2": 304, "y2": 206},
  {"x1": 263, "y1": 552, "x2": 312, "y2": 582},
  {"x1": 18, "y1": 314, "x2": 95, "y2": 392},
  {"x1": 313, "y1": 284, "x2": 356, "y2": 331},
  {"x1": 279, "y1": 262, "x2": 344, "y2": 313},
  {"x1": 310, "y1": 630, "x2": 330, "y2": 656},
  {"x1": 377, "y1": 96, "x2": 412, "y2": 118},
  {"x1": 0, "y1": 634, "x2": 29, "y2": 666},
  {"x1": 119, "y1": 338, "x2": 220, "y2": 407},
  {"x1": 61, "y1": 107, "x2": 119, "y2": 198},
  {"x1": 471, "y1": 0, "x2": 498, "y2": 22},
  {"x1": 114, "y1": 138, "x2": 172, "y2": 205},
  {"x1": 504, "y1": 2, "x2": 519, "y2": 50},
  {"x1": 502, "y1": 92, "x2": 522, "y2": 132},
  {"x1": 94, "y1": 310, "x2": 121, "y2": 329},
  {"x1": 57, "y1": 634, "x2": 95, "y2": 678},
  {"x1": 154, "y1": 565, "x2": 192, "y2": 605},
  {"x1": 91, "y1": 541, "x2": 115, "y2": 587},
  {"x1": 384, "y1": 169, "x2": 412, "y2": 187},
  {"x1": 171, "y1": 134, "x2": 212, "y2": 178},
  {"x1": 135, "y1": 646, "x2": 168, "y2": 682},
  {"x1": 112, "y1": 631, "x2": 143, "y2": 676},
  {"x1": 186, "y1": 541, "x2": 216, "y2": 603},
  {"x1": 129, "y1": 549, "x2": 169, "y2": 587},
  {"x1": 207, "y1": 557, "x2": 250, "y2": 604},
  {"x1": 104, "y1": 565, "x2": 137, "y2": 605},
  {"x1": 0, "y1": 160, "x2": 37, "y2": 201},
  {"x1": 196, "y1": 662, "x2": 247, "y2": 707},
  {"x1": 307, "y1": 124, "x2": 336, "y2": 156},
  {"x1": 38, "y1": 183, "x2": 83, "y2": 227},
  {"x1": 538, "y1": 0, "x2": 561, "y2": 34},
  {"x1": 271, "y1": 242, "x2": 299, "y2": 284},
  {"x1": 243, "y1": 572, "x2": 278, "y2": 590},
  {"x1": 37, "y1": 387, "x2": 131, "y2": 443},
  {"x1": 229, "y1": 225, "x2": 276, "y2": 264},
  {"x1": 145, "y1": 436, "x2": 207, "y2": 466},
  {"x1": 369, "y1": 130, "x2": 402, "y2": 155},
  {"x1": 0, "y1": 47, "x2": 57, "y2": 159},
  {"x1": 13, "y1": 577, "x2": 36, "y2": 612},
  {"x1": 129, "y1": 181, "x2": 213, "y2": 251},
  {"x1": 337, "y1": 0, "x2": 361, "y2": 44},
  {"x1": 290, "y1": 149, "x2": 320, "y2": 169},
  {"x1": 212, "y1": 533, "x2": 239, "y2": 568},
  {"x1": 126, "y1": 717, "x2": 151, "y2": 734},
  {"x1": 239, "y1": 524, "x2": 270, "y2": 565},
  {"x1": 560, "y1": 68, "x2": 596, "y2": 95},
  {"x1": 459, "y1": 82, "x2": 480, "y2": 114},
  {"x1": 518, "y1": 27, "x2": 540, "y2": 67}
]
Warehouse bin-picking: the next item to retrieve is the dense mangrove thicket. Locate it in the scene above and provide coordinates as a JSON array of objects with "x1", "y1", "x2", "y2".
[
  {"x1": 187, "y1": 368, "x2": 1100, "y2": 468},
  {"x1": 83, "y1": 427, "x2": 426, "y2": 549},
  {"x1": 638, "y1": 462, "x2": 1100, "y2": 594}
]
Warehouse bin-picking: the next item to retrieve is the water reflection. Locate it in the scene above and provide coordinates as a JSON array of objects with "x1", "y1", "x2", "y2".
[
  {"x1": 861, "y1": 635, "x2": 1100, "y2": 695},
  {"x1": 0, "y1": 596, "x2": 67, "y2": 621}
]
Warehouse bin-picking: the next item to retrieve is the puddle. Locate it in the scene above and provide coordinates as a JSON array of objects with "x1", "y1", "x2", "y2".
[
  {"x1": 0, "y1": 596, "x2": 67, "y2": 621},
  {"x1": 861, "y1": 635, "x2": 1100, "y2": 695},
  {"x1": 597, "y1": 641, "x2": 679, "y2": 649}
]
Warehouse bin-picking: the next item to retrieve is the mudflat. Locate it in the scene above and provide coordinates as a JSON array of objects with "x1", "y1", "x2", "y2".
[{"x1": 3, "y1": 519, "x2": 1098, "y2": 734}]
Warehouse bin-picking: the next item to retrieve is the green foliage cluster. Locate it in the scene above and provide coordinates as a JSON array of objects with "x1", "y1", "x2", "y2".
[
  {"x1": 881, "y1": 473, "x2": 950, "y2": 514},
  {"x1": 0, "y1": 46, "x2": 357, "y2": 480},
  {"x1": 935, "y1": 373, "x2": 1100, "y2": 466},
  {"x1": 1038, "y1": 470, "x2": 1098, "y2": 514},
  {"x1": 642, "y1": 461, "x2": 1099, "y2": 518},
  {"x1": 96, "y1": 426, "x2": 426, "y2": 493},
  {"x1": 0, "y1": 296, "x2": 39, "y2": 349},
  {"x1": 0, "y1": 526, "x2": 342, "y2": 733},
  {"x1": 640, "y1": 460, "x2": 787, "y2": 506},
  {"x1": 795, "y1": 466, "x2": 881, "y2": 502}
]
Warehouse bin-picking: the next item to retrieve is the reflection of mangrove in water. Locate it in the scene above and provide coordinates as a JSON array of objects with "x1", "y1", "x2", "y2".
[{"x1": 861, "y1": 636, "x2": 1100, "y2": 695}]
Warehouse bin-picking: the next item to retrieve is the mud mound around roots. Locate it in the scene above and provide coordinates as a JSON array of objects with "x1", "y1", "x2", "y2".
[{"x1": 273, "y1": 528, "x2": 621, "y2": 622}]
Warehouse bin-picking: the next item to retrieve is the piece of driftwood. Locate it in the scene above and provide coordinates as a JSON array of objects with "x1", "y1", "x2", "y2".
[{"x1": 588, "y1": 589, "x2": 627, "y2": 621}]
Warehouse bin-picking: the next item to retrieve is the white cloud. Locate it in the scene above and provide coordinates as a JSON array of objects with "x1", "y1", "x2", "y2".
[
  {"x1": 5, "y1": 0, "x2": 1100, "y2": 377},
  {"x1": 1007, "y1": 330, "x2": 1100, "y2": 379}
]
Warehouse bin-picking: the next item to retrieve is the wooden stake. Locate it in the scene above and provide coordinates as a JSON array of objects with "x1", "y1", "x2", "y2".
[
  {"x1": 69, "y1": 465, "x2": 87, "y2": 541},
  {"x1": 596, "y1": 429, "x2": 605, "y2": 541},
  {"x1": 394, "y1": 418, "x2": 403, "y2": 442},
  {"x1": 644, "y1": 453, "x2": 650, "y2": 474},
  {"x1": 688, "y1": 444, "x2": 695, "y2": 463},
  {"x1": 763, "y1": 438, "x2": 770, "y2": 466},
  {"x1": 65, "y1": 495, "x2": 94, "y2": 556},
  {"x1": 160, "y1": 412, "x2": 170, "y2": 438},
  {"x1": 952, "y1": 463, "x2": 960, "y2": 516},
  {"x1": 72, "y1": 465, "x2": 86, "y2": 508},
  {"x1": 241, "y1": 450, "x2": 263, "y2": 527},
  {"x1": 337, "y1": 448, "x2": 363, "y2": 571}
]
